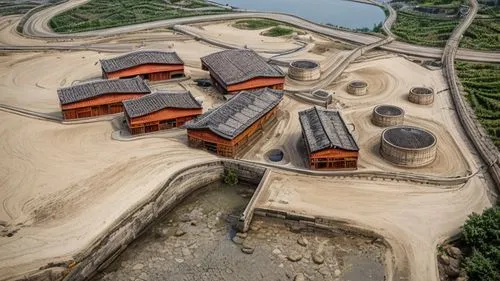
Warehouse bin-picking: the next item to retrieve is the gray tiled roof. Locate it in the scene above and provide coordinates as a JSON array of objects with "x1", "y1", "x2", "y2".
[
  {"x1": 101, "y1": 51, "x2": 184, "y2": 73},
  {"x1": 185, "y1": 88, "x2": 284, "y2": 140},
  {"x1": 299, "y1": 107, "x2": 359, "y2": 153},
  {"x1": 58, "y1": 76, "x2": 150, "y2": 105},
  {"x1": 123, "y1": 90, "x2": 202, "y2": 118},
  {"x1": 201, "y1": 49, "x2": 285, "y2": 86}
]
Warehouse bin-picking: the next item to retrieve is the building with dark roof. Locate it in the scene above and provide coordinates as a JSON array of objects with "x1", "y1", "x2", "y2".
[
  {"x1": 101, "y1": 51, "x2": 185, "y2": 81},
  {"x1": 123, "y1": 90, "x2": 202, "y2": 135},
  {"x1": 201, "y1": 49, "x2": 285, "y2": 95},
  {"x1": 186, "y1": 88, "x2": 284, "y2": 157},
  {"x1": 58, "y1": 77, "x2": 150, "y2": 120},
  {"x1": 299, "y1": 107, "x2": 359, "y2": 170}
]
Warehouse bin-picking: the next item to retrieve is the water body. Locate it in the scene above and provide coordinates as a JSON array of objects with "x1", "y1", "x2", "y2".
[
  {"x1": 92, "y1": 181, "x2": 385, "y2": 281},
  {"x1": 216, "y1": 0, "x2": 386, "y2": 29}
]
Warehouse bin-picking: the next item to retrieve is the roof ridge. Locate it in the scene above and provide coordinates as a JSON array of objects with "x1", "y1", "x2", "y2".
[
  {"x1": 314, "y1": 107, "x2": 334, "y2": 148},
  {"x1": 58, "y1": 76, "x2": 145, "y2": 91}
]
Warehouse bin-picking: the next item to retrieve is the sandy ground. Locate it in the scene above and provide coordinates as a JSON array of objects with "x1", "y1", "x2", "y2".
[
  {"x1": 255, "y1": 170, "x2": 492, "y2": 281},
  {"x1": 0, "y1": 6, "x2": 497, "y2": 281},
  {"x1": 243, "y1": 56, "x2": 473, "y2": 178}
]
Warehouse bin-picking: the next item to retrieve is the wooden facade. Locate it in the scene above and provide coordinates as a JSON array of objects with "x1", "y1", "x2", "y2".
[
  {"x1": 126, "y1": 108, "x2": 202, "y2": 135},
  {"x1": 187, "y1": 106, "x2": 278, "y2": 157},
  {"x1": 61, "y1": 93, "x2": 145, "y2": 120},
  {"x1": 104, "y1": 64, "x2": 185, "y2": 81},
  {"x1": 307, "y1": 146, "x2": 359, "y2": 170},
  {"x1": 203, "y1": 63, "x2": 285, "y2": 94},
  {"x1": 299, "y1": 107, "x2": 359, "y2": 170}
]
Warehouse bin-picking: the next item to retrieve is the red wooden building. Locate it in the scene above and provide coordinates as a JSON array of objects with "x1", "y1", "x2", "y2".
[
  {"x1": 201, "y1": 49, "x2": 285, "y2": 95},
  {"x1": 58, "y1": 77, "x2": 150, "y2": 120},
  {"x1": 299, "y1": 107, "x2": 359, "y2": 170},
  {"x1": 101, "y1": 51, "x2": 185, "y2": 81},
  {"x1": 123, "y1": 90, "x2": 202, "y2": 135},
  {"x1": 185, "y1": 88, "x2": 284, "y2": 157}
]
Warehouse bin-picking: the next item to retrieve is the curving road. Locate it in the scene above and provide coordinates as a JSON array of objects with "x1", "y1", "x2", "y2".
[
  {"x1": 20, "y1": 0, "x2": 500, "y2": 63},
  {"x1": 442, "y1": 0, "x2": 500, "y2": 186}
]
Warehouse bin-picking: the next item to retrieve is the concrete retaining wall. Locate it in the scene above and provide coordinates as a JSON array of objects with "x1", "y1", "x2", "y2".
[{"x1": 16, "y1": 160, "x2": 266, "y2": 281}]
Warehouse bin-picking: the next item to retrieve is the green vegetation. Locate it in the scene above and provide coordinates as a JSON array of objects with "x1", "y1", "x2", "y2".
[
  {"x1": 0, "y1": 1, "x2": 41, "y2": 16},
  {"x1": 460, "y1": 18, "x2": 500, "y2": 50},
  {"x1": 233, "y1": 19, "x2": 280, "y2": 30},
  {"x1": 392, "y1": 11, "x2": 457, "y2": 47},
  {"x1": 223, "y1": 169, "x2": 238, "y2": 186},
  {"x1": 233, "y1": 19, "x2": 299, "y2": 37},
  {"x1": 49, "y1": 0, "x2": 229, "y2": 33},
  {"x1": 456, "y1": 61, "x2": 500, "y2": 148},
  {"x1": 263, "y1": 26, "x2": 295, "y2": 37},
  {"x1": 461, "y1": 206, "x2": 500, "y2": 281},
  {"x1": 392, "y1": 10, "x2": 500, "y2": 50}
]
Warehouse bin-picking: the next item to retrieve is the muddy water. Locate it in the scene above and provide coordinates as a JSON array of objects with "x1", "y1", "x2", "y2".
[{"x1": 91, "y1": 181, "x2": 385, "y2": 281}]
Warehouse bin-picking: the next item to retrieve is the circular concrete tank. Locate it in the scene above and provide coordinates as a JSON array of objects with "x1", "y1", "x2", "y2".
[
  {"x1": 372, "y1": 105, "x2": 405, "y2": 127},
  {"x1": 288, "y1": 60, "x2": 320, "y2": 81},
  {"x1": 347, "y1": 80, "x2": 368, "y2": 96},
  {"x1": 380, "y1": 126, "x2": 437, "y2": 167},
  {"x1": 408, "y1": 87, "x2": 434, "y2": 105}
]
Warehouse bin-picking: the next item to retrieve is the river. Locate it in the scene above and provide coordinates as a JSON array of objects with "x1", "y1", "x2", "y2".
[{"x1": 214, "y1": 0, "x2": 386, "y2": 30}]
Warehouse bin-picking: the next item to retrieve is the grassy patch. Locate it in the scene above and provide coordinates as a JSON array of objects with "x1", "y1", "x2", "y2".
[
  {"x1": 262, "y1": 26, "x2": 295, "y2": 37},
  {"x1": 233, "y1": 19, "x2": 280, "y2": 30},
  {"x1": 456, "y1": 61, "x2": 500, "y2": 148},
  {"x1": 49, "y1": 0, "x2": 229, "y2": 33}
]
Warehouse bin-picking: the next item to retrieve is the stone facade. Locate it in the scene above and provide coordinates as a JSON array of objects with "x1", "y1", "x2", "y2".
[
  {"x1": 288, "y1": 60, "x2": 321, "y2": 81},
  {"x1": 408, "y1": 87, "x2": 434, "y2": 105}
]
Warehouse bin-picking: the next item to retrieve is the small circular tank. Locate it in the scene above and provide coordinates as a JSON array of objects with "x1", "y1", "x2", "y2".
[
  {"x1": 288, "y1": 60, "x2": 320, "y2": 81},
  {"x1": 408, "y1": 87, "x2": 434, "y2": 105},
  {"x1": 347, "y1": 80, "x2": 368, "y2": 96},
  {"x1": 372, "y1": 105, "x2": 405, "y2": 127}
]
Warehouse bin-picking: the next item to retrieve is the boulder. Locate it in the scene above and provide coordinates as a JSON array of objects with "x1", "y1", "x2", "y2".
[
  {"x1": 232, "y1": 236, "x2": 244, "y2": 245},
  {"x1": 241, "y1": 246, "x2": 254, "y2": 254},
  {"x1": 294, "y1": 273, "x2": 306, "y2": 281},
  {"x1": 438, "y1": 254, "x2": 450, "y2": 265},
  {"x1": 444, "y1": 258, "x2": 460, "y2": 278},
  {"x1": 297, "y1": 237, "x2": 308, "y2": 247},
  {"x1": 312, "y1": 254, "x2": 324, "y2": 265},
  {"x1": 446, "y1": 246, "x2": 462, "y2": 259},
  {"x1": 174, "y1": 229, "x2": 186, "y2": 237},
  {"x1": 287, "y1": 252, "x2": 303, "y2": 262},
  {"x1": 236, "y1": 232, "x2": 248, "y2": 239}
]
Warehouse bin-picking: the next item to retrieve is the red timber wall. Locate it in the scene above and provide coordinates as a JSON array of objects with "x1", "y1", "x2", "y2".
[
  {"x1": 104, "y1": 64, "x2": 185, "y2": 81},
  {"x1": 61, "y1": 93, "x2": 145, "y2": 120},
  {"x1": 126, "y1": 108, "x2": 203, "y2": 135},
  {"x1": 202, "y1": 63, "x2": 284, "y2": 94},
  {"x1": 187, "y1": 106, "x2": 279, "y2": 157},
  {"x1": 309, "y1": 148, "x2": 359, "y2": 170}
]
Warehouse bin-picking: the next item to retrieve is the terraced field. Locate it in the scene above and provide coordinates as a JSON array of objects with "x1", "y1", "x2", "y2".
[
  {"x1": 392, "y1": 11, "x2": 457, "y2": 47},
  {"x1": 456, "y1": 61, "x2": 500, "y2": 148},
  {"x1": 461, "y1": 17, "x2": 500, "y2": 50},
  {"x1": 49, "y1": 0, "x2": 228, "y2": 33},
  {"x1": 0, "y1": 1, "x2": 42, "y2": 16},
  {"x1": 392, "y1": 10, "x2": 499, "y2": 50}
]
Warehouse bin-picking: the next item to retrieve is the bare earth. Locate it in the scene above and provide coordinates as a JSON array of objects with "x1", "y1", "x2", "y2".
[{"x1": 0, "y1": 10, "x2": 496, "y2": 281}]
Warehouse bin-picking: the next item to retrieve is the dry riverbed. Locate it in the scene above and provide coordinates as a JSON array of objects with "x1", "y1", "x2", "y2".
[{"x1": 91, "y1": 181, "x2": 385, "y2": 281}]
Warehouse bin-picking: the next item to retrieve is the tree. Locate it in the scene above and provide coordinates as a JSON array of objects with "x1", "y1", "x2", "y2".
[
  {"x1": 223, "y1": 168, "x2": 238, "y2": 185},
  {"x1": 461, "y1": 206, "x2": 500, "y2": 281},
  {"x1": 463, "y1": 250, "x2": 499, "y2": 281}
]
